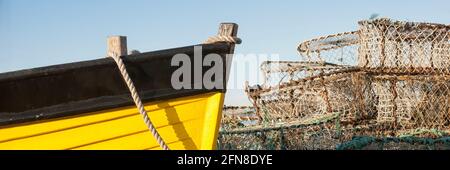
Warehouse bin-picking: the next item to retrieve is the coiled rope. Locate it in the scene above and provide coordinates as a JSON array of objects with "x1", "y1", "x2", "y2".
[{"x1": 109, "y1": 52, "x2": 170, "y2": 150}]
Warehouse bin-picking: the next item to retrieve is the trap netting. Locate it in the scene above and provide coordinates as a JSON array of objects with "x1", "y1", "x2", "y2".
[
  {"x1": 241, "y1": 70, "x2": 450, "y2": 149},
  {"x1": 259, "y1": 61, "x2": 353, "y2": 88},
  {"x1": 297, "y1": 31, "x2": 359, "y2": 66},
  {"x1": 370, "y1": 74, "x2": 450, "y2": 129},
  {"x1": 220, "y1": 106, "x2": 259, "y2": 131},
  {"x1": 218, "y1": 18, "x2": 450, "y2": 150},
  {"x1": 246, "y1": 71, "x2": 450, "y2": 131},
  {"x1": 297, "y1": 18, "x2": 450, "y2": 73},
  {"x1": 246, "y1": 69, "x2": 368, "y2": 124},
  {"x1": 358, "y1": 19, "x2": 450, "y2": 74},
  {"x1": 219, "y1": 112, "x2": 348, "y2": 150},
  {"x1": 218, "y1": 109, "x2": 450, "y2": 150}
]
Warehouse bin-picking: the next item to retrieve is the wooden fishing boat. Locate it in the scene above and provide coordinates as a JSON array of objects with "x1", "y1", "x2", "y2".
[{"x1": 0, "y1": 23, "x2": 240, "y2": 150}]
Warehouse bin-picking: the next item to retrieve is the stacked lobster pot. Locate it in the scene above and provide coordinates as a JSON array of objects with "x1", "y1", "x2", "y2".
[
  {"x1": 241, "y1": 18, "x2": 450, "y2": 148},
  {"x1": 357, "y1": 19, "x2": 450, "y2": 133}
]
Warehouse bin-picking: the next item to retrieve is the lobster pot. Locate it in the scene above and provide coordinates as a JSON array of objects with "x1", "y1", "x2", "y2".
[
  {"x1": 297, "y1": 31, "x2": 360, "y2": 66},
  {"x1": 371, "y1": 75, "x2": 450, "y2": 130},
  {"x1": 247, "y1": 71, "x2": 376, "y2": 123},
  {"x1": 259, "y1": 61, "x2": 352, "y2": 88},
  {"x1": 358, "y1": 19, "x2": 450, "y2": 73}
]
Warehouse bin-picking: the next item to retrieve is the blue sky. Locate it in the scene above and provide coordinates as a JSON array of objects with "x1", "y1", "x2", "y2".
[{"x1": 1, "y1": 0, "x2": 449, "y2": 105}]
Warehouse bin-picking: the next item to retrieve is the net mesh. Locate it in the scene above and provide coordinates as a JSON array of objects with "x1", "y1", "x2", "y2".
[
  {"x1": 297, "y1": 31, "x2": 359, "y2": 65},
  {"x1": 218, "y1": 18, "x2": 450, "y2": 150},
  {"x1": 259, "y1": 61, "x2": 353, "y2": 88},
  {"x1": 358, "y1": 18, "x2": 450, "y2": 74},
  {"x1": 218, "y1": 107, "x2": 450, "y2": 150}
]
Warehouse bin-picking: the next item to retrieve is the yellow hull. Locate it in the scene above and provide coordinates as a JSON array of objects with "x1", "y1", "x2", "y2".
[{"x1": 0, "y1": 92, "x2": 224, "y2": 150}]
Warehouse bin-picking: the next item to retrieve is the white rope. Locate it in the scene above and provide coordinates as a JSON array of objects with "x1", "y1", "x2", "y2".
[
  {"x1": 204, "y1": 35, "x2": 242, "y2": 44},
  {"x1": 109, "y1": 52, "x2": 170, "y2": 150}
]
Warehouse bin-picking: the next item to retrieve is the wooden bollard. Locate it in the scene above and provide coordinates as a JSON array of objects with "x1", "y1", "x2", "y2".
[
  {"x1": 217, "y1": 23, "x2": 238, "y2": 54},
  {"x1": 107, "y1": 36, "x2": 127, "y2": 57}
]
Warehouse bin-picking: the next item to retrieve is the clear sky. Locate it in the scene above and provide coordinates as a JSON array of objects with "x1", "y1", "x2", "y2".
[{"x1": 1, "y1": 0, "x2": 449, "y2": 106}]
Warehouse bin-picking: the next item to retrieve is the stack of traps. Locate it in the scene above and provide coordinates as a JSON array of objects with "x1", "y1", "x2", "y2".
[{"x1": 246, "y1": 18, "x2": 450, "y2": 137}]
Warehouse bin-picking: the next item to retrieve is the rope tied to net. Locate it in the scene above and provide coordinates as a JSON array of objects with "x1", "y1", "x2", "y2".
[
  {"x1": 109, "y1": 52, "x2": 170, "y2": 150},
  {"x1": 204, "y1": 35, "x2": 242, "y2": 44}
]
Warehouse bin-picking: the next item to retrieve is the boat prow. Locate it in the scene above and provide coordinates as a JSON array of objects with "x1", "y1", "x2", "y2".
[{"x1": 0, "y1": 23, "x2": 240, "y2": 150}]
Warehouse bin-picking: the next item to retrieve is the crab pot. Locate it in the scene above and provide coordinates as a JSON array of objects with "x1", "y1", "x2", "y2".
[{"x1": 358, "y1": 19, "x2": 450, "y2": 73}]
